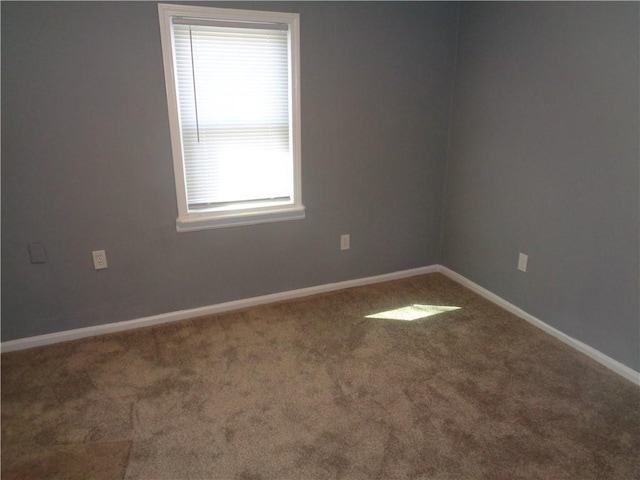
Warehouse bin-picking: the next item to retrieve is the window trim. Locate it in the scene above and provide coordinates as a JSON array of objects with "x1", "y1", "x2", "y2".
[{"x1": 158, "y1": 3, "x2": 304, "y2": 232}]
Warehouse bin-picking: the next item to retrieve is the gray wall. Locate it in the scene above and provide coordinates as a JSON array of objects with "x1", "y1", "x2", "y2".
[
  {"x1": 442, "y1": 2, "x2": 640, "y2": 370},
  {"x1": 1, "y1": 2, "x2": 459, "y2": 340},
  {"x1": 4, "y1": 1, "x2": 638, "y2": 374}
]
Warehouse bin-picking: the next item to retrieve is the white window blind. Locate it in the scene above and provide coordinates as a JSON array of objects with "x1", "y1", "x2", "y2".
[{"x1": 172, "y1": 19, "x2": 293, "y2": 210}]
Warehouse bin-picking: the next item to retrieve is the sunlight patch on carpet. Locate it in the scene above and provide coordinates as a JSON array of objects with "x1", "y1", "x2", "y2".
[{"x1": 365, "y1": 305, "x2": 460, "y2": 321}]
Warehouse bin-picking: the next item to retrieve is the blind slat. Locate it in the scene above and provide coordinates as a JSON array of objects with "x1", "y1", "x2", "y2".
[{"x1": 173, "y1": 17, "x2": 288, "y2": 31}]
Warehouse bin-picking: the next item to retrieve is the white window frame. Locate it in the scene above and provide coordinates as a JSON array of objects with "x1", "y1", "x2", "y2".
[{"x1": 158, "y1": 3, "x2": 304, "y2": 232}]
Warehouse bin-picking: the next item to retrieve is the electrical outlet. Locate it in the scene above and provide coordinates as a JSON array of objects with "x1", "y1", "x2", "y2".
[
  {"x1": 340, "y1": 234, "x2": 350, "y2": 250},
  {"x1": 92, "y1": 250, "x2": 108, "y2": 270},
  {"x1": 518, "y1": 252, "x2": 528, "y2": 272}
]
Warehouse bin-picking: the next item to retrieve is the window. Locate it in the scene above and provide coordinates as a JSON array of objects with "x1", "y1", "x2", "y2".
[{"x1": 158, "y1": 4, "x2": 304, "y2": 231}]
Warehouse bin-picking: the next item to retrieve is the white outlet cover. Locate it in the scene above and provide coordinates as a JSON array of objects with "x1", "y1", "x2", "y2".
[
  {"x1": 518, "y1": 253, "x2": 528, "y2": 272},
  {"x1": 340, "y1": 234, "x2": 350, "y2": 250},
  {"x1": 92, "y1": 250, "x2": 108, "y2": 270}
]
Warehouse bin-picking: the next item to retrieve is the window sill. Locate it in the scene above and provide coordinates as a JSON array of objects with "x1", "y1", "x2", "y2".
[{"x1": 176, "y1": 204, "x2": 306, "y2": 232}]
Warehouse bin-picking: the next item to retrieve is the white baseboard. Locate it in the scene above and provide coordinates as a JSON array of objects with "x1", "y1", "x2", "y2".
[
  {"x1": 437, "y1": 265, "x2": 640, "y2": 386},
  {"x1": 3, "y1": 263, "x2": 638, "y2": 387},
  {"x1": 0, "y1": 265, "x2": 438, "y2": 353}
]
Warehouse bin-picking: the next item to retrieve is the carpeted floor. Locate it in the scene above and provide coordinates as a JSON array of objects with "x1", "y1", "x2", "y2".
[{"x1": 2, "y1": 273, "x2": 639, "y2": 479}]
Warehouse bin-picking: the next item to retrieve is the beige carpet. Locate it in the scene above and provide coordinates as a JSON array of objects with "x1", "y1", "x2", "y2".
[{"x1": 2, "y1": 273, "x2": 639, "y2": 479}]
